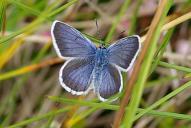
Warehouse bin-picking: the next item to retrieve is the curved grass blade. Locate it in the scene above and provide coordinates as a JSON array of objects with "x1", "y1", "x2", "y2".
[
  {"x1": 0, "y1": 58, "x2": 63, "y2": 81},
  {"x1": 105, "y1": 0, "x2": 131, "y2": 42},
  {"x1": 121, "y1": 1, "x2": 173, "y2": 127},
  {"x1": 134, "y1": 80, "x2": 191, "y2": 120},
  {"x1": 48, "y1": 96, "x2": 191, "y2": 121},
  {"x1": 0, "y1": 0, "x2": 78, "y2": 44},
  {"x1": 7, "y1": 107, "x2": 71, "y2": 128}
]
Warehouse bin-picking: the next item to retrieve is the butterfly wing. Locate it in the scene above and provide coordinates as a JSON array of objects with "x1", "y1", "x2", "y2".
[
  {"x1": 51, "y1": 20, "x2": 96, "y2": 59},
  {"x1": 108, "y1": 35, "x2": 140, "y2": 72},
  {"x1": 96, "y1": 64, "x2": 122, "y2": 101},
  {"x1": 60, "y1": 57, "x2": 94, "y2": 95}
]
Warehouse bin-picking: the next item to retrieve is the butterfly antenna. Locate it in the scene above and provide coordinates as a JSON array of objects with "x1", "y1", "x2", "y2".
[
  {"x1": 95, "y1": 19, "x2": 105, "y2": 47},
  {"x1": 119, "y1": 30, "x2": 126, "y2": 36},
  {"x1": 95, "y1": 19, "x2": 99, "y2": 37}
]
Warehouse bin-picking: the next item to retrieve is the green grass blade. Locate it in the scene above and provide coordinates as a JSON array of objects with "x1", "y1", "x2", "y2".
[
  {"x1": 122, "y1": 1, "x2": 173, "y2": 127},
  {"x1": 105, "y1": 0, "x2": 131, "y2": 42},
  {"x1": 48, "y1": 96, "x2": 191, "y2": 121},
  {"x1": 9, "y1": 0, "x2": 40, "y2": 16},
  {"x1": 48, "y1": 0, "x2": 78, "y2": 18},
  {"x1": 158, "y1": 61, "x2": 191, "y2": 73},
  {"x1": 145, "y1": 76, "x2": 177, "y2": 89},
  {"x1": 0, "y1": 0, "x2": 7, "y2": 34},
  {"x1": 68, "y1": 108, "x2": 97, "y2": 127},
  {"x1": 128, "y1": 0, "x2": 142, "y2": 35},
  {"x1": 7, "y1": 107, "x2": 70, "y2": 128},
  {"x1": 134, "y1": 80, "x2": 191, "y2": 120},
  {"x1": 0, "y1": 0, "x2": 78, "y2": 44},
  {"x1": 150, "y1": 28, "x2": 174, "y2": 74}
]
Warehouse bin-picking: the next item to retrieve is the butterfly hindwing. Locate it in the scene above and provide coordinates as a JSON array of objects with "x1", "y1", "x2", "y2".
[
  {"x1": 96, "y1": 64, "x2": 122, "y2": 101},
  {"x1": 51, "y1": 21, "x2": 96, "y2": 59},
  {"x1": 60, "y1": 57, "x2": 94, "y2": 95},
  {"x1": 108, "y1": 36, "x2": 140, "y2": 72}
]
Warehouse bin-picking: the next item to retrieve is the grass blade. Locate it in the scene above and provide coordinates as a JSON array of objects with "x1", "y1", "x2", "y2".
[
  {"x1": 105, "y1": 0, "x2": 131, "y2": 42},
  {"x1": 121, "y1": 1, "x2": 173, "y2": 127},
  {"x1": 134, "y1": 80, "x2": 191, "y2": 120},
  {"x1": 7, "y1": 107, "x2": 70, "y2": 128},
  {"x1": 0, "y1": 0, "x2": 78, "y2": 44},
  {"x1": 48, "y1": 96, "x2": 191, "y2": 121}
]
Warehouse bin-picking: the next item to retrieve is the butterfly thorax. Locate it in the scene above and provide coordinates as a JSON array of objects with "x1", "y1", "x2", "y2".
[{"x1": 94, "y1": 47, "x2": 109, "y2": 68}]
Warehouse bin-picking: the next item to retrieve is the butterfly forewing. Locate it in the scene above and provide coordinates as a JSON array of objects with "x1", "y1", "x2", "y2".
[
  {"x1": 108, "y1": 36, "x2": 140, "y2": 72},
  {"x1": 60, "y1": 57, "x2": 94, "y2": 95},
  {"x1": 51, "y1": 21, "x2": 96, "y2": 59}
]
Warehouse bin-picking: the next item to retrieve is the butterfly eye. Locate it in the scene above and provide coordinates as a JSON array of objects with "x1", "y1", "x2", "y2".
[{"x1": 99, "y1": 45, "x2": 106, "y2": 49}]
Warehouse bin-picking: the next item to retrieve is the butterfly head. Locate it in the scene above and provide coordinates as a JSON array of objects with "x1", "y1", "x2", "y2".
[
  {"x1": 98, "y1": 40, "x2": 109, "y2": 49},
  {"x1": 98, "y1": 45, "x2": 106, "y2": 49}
]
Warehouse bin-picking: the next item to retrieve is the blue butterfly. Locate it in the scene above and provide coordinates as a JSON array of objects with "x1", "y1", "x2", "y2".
[{"x1": 51, "y1": 20, "x2": 140, "y2": 101}]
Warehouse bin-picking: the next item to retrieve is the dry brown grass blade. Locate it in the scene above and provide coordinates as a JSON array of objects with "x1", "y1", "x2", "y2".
[
  {"x1": 113, "y1": 1, "x2": 169, "y2": 127},
  {"x1": 0, "y1": 57, "x2": 63, "y2": 81}
]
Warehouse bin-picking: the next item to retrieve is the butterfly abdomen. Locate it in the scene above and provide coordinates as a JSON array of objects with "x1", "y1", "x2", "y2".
[{"x1": 92, "y1": 48, "x2": 109, "y2": 92}]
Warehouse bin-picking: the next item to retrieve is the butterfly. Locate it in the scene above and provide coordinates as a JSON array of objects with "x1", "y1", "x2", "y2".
[{"x1": 51, "y1": 20, "x2": 140, "y2": 101}]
